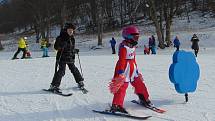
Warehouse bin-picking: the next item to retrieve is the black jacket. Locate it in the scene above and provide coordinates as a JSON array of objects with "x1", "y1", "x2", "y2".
[
  {"x1": 191, "y1": 37, "x2": 199, "y2": 50},
  {"x1": 54, "y1": 31, "x2": 76, "y2": 63}
]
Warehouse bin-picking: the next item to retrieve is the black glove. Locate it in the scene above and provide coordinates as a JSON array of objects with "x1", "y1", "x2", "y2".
[{"x1": 74, "y1": 49, "x2": 79, "y2": 54}]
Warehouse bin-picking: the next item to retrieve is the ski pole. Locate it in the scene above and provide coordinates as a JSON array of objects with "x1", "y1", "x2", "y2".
[
  {"x1": 77, "y1": 52, "x2": 84, "y2": 77},
  {"x1": 55, "y1": 48, "x2": 64, "y2": 73},
  {"x1": 69, "y1": 37, "x2": 83, "y2": 77}
]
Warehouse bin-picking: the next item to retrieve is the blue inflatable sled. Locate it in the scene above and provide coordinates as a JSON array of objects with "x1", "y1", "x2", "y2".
[{"x1": 169, "y1": 50, "x2": 200, "y2": 94}]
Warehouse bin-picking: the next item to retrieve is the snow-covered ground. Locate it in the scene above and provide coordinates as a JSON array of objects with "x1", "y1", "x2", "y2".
[
  {"x1": 0, "y1": 45, "x2": 215, "y2": 121},
  {"x1": 1, "y1": 12, "x2": 215, "y2": 121}
]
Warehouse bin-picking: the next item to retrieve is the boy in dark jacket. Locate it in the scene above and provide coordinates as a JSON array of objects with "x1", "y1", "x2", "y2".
[
  {"x1": 191, "y1": 34, "x2": 199, "y2": 57},
  {"x1": 173, "y1": 36, "x2": 180, "y2": 51},
  {"x1": 49, "y1": 23, "x2": 84, "y2": 93},
  {"x1": 110, "y1": 37, "x2": 116, "y2": 54}
]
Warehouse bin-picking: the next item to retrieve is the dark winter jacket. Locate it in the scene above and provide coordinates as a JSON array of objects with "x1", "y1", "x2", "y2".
[
  {"x1": 151, "y1": 36, "x2": 156, "y2": 46},
  {"x1": 149, "y1": 38, "x2": 155, "y2": 47},
  {"x1": 110, "y1": 38, "x2": 116, "y2": 47},
  {"x1": 191, "y1": 36, "x2": 199, "y2": 50},
  {"x1": 173, "y1": 38, "x2": 180, "y2": 47},
  {"x1": 54, "y1": 31, "x2": 77, "y2": 63}
]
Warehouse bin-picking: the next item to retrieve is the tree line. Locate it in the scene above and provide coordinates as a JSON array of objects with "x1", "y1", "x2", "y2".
[{"x1": 0, "y1": 0, "x2": 215, "y2": 49}]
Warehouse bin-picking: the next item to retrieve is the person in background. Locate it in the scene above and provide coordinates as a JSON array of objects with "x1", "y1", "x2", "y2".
[
  {"x1": 173, "y1": 36, "x2": 180, "y2": 51},
  {"x1": 25, "y1": 44, "x2": 32, "y2": 59},
  {"x1": 144, "y1": 45, "x2": 150, "y2": 55},
  {"x1": 110, "y1": 37, "x2": 116, "y2": 54},
  {"x1": 191, "y1": 34, "x2": 199, "y2": 57},
  {"x1": 149, "y1": 35, "x2": 156, "y2": 54},
  {"x1": 41, "y1": 38, "x2": 49, "y2": 57},
  {"x1": 12, "y1": 37, "x2": 28, "y2": 59}
]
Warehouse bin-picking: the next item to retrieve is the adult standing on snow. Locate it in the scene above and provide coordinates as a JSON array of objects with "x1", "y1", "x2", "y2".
[
  {"x1": 109, "y1": 25, "x2": 152, "y2": 113},
  {"x1": 40, "y1": 38, "x2": 49, "y2": 57},
  {"x1": 49, "y1": 23, "x2": 85, "y2": 93},
  {"x1": 191, "y1": 34, "x2": 199, "y2": 57},
  {"x1": 12, "y1": 37, "x2": 28, "y2": 59},
  {"x1": 110, "y1": 37, "x2": 116, "y2": 54},
  {"x1": 149, "y1": 35, "x2": 156, "y2": 54},
  {"x1": 173, "y1": 36, "x2": 180, "y2": 51}
]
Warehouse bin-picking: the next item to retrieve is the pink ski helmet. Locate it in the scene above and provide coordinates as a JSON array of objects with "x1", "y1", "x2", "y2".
[{"x1": 122, "y1": 25, "x2": 140, "y2": 41}]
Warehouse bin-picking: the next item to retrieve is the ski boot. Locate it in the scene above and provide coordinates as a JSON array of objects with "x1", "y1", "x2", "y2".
[
  {"x1": 109, "y1": 104, "x2": 128, "y2": 114},
  {"x1": 12, "y1": 57, "x2": 19, "y2": 60},
  {"x1": 49, "y1": 85, "x2": 62, "y2": 94},
  {"x1": 77, "y1": 81, "x2": 84, "y2": 89},
  {"x1": 138, "y1": 94, "x2": 153, "y2": 107}
]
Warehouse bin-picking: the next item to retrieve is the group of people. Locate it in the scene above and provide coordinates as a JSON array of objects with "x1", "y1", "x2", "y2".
[
  {"x1": 110, "y1": 33, "x2": 200, "y2": 57},
  {"x1": 11, "y1": 23, "x2": 201, "y2": 114},
  {"x1": 143, "y1": 34, "x2": 200, "y2": 57},
  {"x1": 12, "y1": 23, "x2": 85, "y2": 94},
  {"x1": 144, "y1": 35, "x2": 156, "y2": 55},
  {"x1": 12, "y1": 37, "x2": 50, "y2": 59},
  {"x1": 173, "y1": 34, "x2": 200, "y2": 57},
  {"x1": 42, "y1": 24, "x2": 152, "y2": 113},
  {"x1": 12, "y1": 37, "x2": 30, "y2": 59},
  {"x1": 110, "y1": 35, "x2": 157, "y2": 55},
  {"x1": 108, "y1": 30, "x2": 200, "y2": 113}
]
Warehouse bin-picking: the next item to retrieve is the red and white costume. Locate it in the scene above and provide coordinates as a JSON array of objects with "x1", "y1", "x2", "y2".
[{"x1": 112, "y1": 40, "x2": 150, "y2": 107}]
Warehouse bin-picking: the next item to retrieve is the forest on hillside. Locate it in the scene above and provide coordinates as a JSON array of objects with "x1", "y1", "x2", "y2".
[{"x1": 0, "y1": 0, "x2": 215, "y2": 49}]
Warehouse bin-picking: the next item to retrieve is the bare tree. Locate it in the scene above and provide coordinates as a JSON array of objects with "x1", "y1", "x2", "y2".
[
  {"x1": 97, "y1": 0, "x2": 104, "y2": 46},
  {"x1": 163, "y1": 0, "x2": 181, "y2": 46},
  {"x1": 147, "y1": 0, "x2": 165, "y2": 49},
  {"x1": 89, "y1": 0, "x2": 99, "y2": 30},
  {"x1": 23, "y1": 0, "x2": 64, "y2": 42},
  {"x1": 2, "y1": 0, "x2": 215, "y2": 46},
  {"x1": 146, "y1": 0, "x2": 184, "y2": 48}
]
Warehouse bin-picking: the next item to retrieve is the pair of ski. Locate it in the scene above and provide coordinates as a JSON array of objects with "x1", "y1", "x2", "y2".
[
  {"x1": 93, "y1": 100, "x2": 166, "y2": 120},
  {"x1": 131, "y1": 100, "x2": 166, "y2": 113},
  {"x1": 43, "y1": 87, "x2": 88, "y2": 96}
]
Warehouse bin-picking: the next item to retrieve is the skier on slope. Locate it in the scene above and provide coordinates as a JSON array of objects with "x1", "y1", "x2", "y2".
[
  {"x1": 191, "y1": 34, "x2": 200, "y2": 57},
  {"x1": 48, "y1": 23, "x2": 85, "y2": 93},
  {"x1": 109, "y1": 25, "x2": 152, "y2": 113},
  {"x1": 12, "y1": 37, "x2": 28, "y2": 59},
  {"x1": 148, "y1": 36, "x2": 156, "y2": 54},
  {"x1": 173, "y1": 36, "x2": 180, "y2": 51},
  {"x1": 109, "y1": 37, "x2": 116, "y2": 54},
  {"x1": 40, "y1": 38, "x2": 49, "y2": 57}
]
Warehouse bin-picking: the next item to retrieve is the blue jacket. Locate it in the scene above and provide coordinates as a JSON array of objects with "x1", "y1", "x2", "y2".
[
  {"x1": 110, "y1": 38, "x2": 116, "y2": 46},
  {"x1": 173, "y1": 38, "x2": 180, "y2": 47}
]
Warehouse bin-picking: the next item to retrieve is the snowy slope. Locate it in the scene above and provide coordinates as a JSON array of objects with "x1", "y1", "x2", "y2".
[{"x1": 0, "y1": 47, "x2": 215, "y2": 121}]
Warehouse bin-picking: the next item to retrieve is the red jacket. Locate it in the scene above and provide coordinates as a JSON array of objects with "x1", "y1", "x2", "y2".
[{"x1": 114, "y1": 40, "x2": 137, "y2": 76}]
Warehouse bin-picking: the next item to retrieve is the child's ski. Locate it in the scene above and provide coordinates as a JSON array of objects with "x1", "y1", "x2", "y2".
[
  {"x1": 42, "y1": 89, "x2": 73, "y2": 97},
  {"x1": 131, "y1": 100, "x2": 166, "y2": 113},
  {"x1": 92, "y1": 110, "x2": 152, "y2": 120}
]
